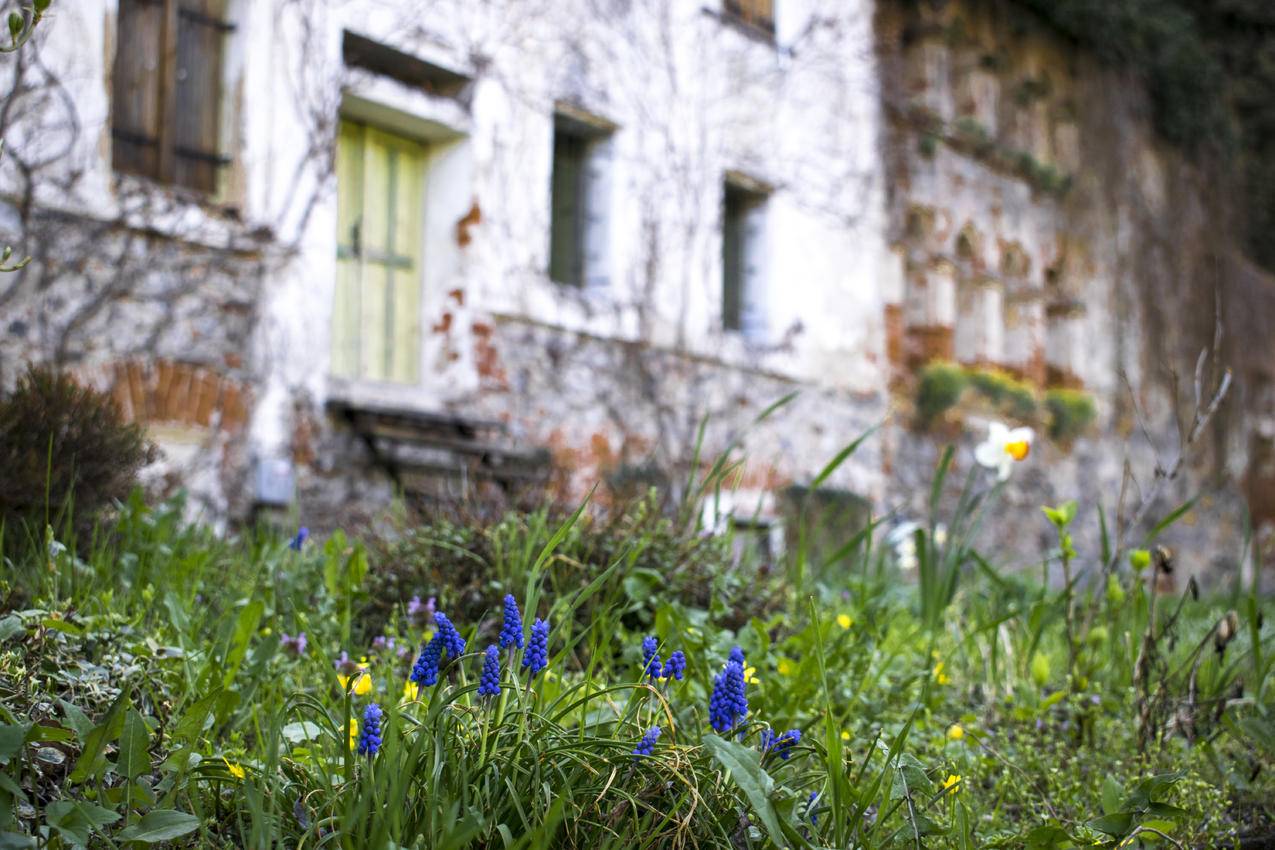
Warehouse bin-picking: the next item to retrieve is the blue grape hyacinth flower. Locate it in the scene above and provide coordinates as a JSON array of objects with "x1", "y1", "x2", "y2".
[
  {"x1": 522, "y1": 618, "x2": 549, "y2": 677},
  {"x1": 289, "y1": 527, "x2": 309, "y2": 551},
  {"x1": 410, "y1": 636, "x2": 443, "y2": 687},
  {"x1": 499, "y1": 595, "x2": 525, "y2": 650},
  {"x1": 709, "y1": 659, "x2": 748, "y2": 733},
  {"x1": 641, "y1": 635, "x2": 662, "y2": 679},
  {"x1": 478, "y1": 645, "x2": 502, "y2": 696},
  {"x1": 662, "y1": 650, "x2": 686, "y2": 681},
  {"x1": 632, "y1": 726, "x2": 661, "y2": 757},
  {"x1": 357, "y1": 703, "x2": 383, "y2": 756},
  {"x1": 728, "y1": 645, "x2": 745, "y2": 665},
  {"x1": 806, "y1": 790, "x2": 820, "y2": 826},
  {"x1": 433, "y1": 612, "x2": 466, "y2": 658},
  {"x1": 760, "y1": 728, "x2": 802, "y2": 760}
]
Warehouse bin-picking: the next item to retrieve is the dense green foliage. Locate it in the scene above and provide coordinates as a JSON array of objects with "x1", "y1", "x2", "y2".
[
  {"x1": 0, "y1": 366, "x2": 152, "y2": 543},
  {"x1": 1, "y1": 440, "x2": 1271, "y2": 848},
  {"x1": 1010, "y1": 0, "x2": 1275, "y2": 268}
]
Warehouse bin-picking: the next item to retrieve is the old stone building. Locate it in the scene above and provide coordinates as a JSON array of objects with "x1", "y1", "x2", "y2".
[{"x1": 0, "y1": 0, "x2": 1270, "y2": 583}]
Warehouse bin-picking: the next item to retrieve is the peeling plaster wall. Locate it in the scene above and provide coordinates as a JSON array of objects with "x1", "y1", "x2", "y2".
[{"x1": 0, "y1": 0, "x2": 1269, "y2": 584}]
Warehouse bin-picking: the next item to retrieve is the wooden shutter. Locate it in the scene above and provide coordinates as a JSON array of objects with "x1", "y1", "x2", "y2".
[
  {"x1": 332, "y1": 122, "x2": 366, "y2": 379},
  {"x1": 111, "y1": 0, "x2": 166, "y2": 179},
  {"x1": 582, "y1": 136, "x2": 613, "y2": 291},
  {"x1": 332, "y1": 122, "x2": 424, "y2": 383},
  {"x1": 738, "y1": 200, "x2": 768, "y2": 340},
  {"x1": 173, "y1": 0, "x2": 232, "y2": 192}
]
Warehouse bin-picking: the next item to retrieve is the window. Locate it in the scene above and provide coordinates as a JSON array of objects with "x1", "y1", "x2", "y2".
[
  {"x1": 723, "y1": 0, "x2": 775, "y2": 33},
  {"x1": 722, "y1": 180, "x2": 769, "y2": 338},
  {"x1": 548, "y1": 113, "x2": 613, "y2": 288},
  {"x1": 111, "y1": 0, "x2": 234, "y2": 193},
  {"x1": 331, "y1": 121, "x2": 424, "y2": 383}
]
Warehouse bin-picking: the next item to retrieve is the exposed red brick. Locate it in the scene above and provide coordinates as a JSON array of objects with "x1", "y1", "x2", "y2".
[
  {"x1": 904, "y1": 325, "x2": 954, "y2": 370},
  {"x1": 193, "y1": 371, "x2": 220, "y2": 427},
  {"x1": 220, "y1": 383, "x2": 247, "y2": 433},
  {"x1": 165, "y1": 364, "x2": 193, "y2": 422},
  {"x1": 432, "y1": 311, "x2": 453, "y2": 334},
  {"x1": 448, "y1": 288, "x2": 465, "y2": 306},
  {"x1": 1045, "y1": 365, "x2": 1084, "y2": 389},
  {"x1": 126, "y1": 362, "x2": 147, "y2": 423},
  {"x1": 884, "y1": 304, "x2": 905, "y2": 368}
]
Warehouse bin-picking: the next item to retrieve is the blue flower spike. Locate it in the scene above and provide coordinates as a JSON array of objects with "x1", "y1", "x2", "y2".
[
  {"x1": 760, "y1": 728, "x2": 802, "y2": 760},
  {"x1": 478, "y1": 645, "x2": 502, "y2": 697},
  {"x1": 499, "y1": 595, "x2": 525, "y2": 650},
  {"x1": 357, "y1": 703, "x2": 383, "y2": 756},
  {"x1": 662, "y1": 650, "x2": 686, "y2": 681},
  {"x1": 522, "y1": 618, "x2": 549, "y2": 677},
  {"x1": 410, "y1": 636, "x2": 443, "y2": 687},
  {"x1": 709, "y1": 658, "x2": 748, "y2": 733},
  {"x1": 433, "y1": 612, "x2": 466, "y2": 658},
  {"x1": 633, "y1": 726, "x2": 661, "y2": 757}
]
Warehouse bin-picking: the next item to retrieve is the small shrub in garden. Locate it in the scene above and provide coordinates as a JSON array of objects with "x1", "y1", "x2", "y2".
[
  {"x1": 968, "y1": 366, "x2": 1038, "y2": 420},
  {"x1": 916, "y1": 360, "x2": 968, "y2": 426},
  {"x1": 1046, "y1": 387, "x2": 1098, "y2": 441},
  {"x1": 0, "y1": 364, "x2": 152, "y2": 539}
]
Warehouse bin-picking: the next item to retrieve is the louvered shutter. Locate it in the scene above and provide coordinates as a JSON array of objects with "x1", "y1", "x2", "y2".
[{"x1": 582, "y1": 136, "x2": 613, "y2": 291}]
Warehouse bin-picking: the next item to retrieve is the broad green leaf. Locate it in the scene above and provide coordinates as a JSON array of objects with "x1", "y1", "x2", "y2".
[
  {"x1": 702, "y1": 734, "x2": 785, "y2": 847},
  {"x1": 172, "y1": 689, "x2": 224, "y2": 745},
  {"x1": 1101, "y1": 776, "x2": 1124, "y2": 815},
  {"x1": 281, "y1": 721, "x2": 322, "y2": 744},
  {"x1": 45, "y1": 800, "x2": 119, "y2": 847},
  {"x1": 0, "y1": 617, "x2": 23, "y2": 644},
  {"x1": 115, "y1": 809, "x2": 201, "y2": 842},
  {"x1": 57, "y1": 701, "x2": 94, "y2": 739},
  {"x1": 222, "y1": 599, "x2": 264, "y2": 687},
  {"x1": 0, "y1": 832, "x2": 35, "y2": 849},
  {"x1": 68, "y1": 692, "x2": 128, "y2": 784},
  {"x1": 1088, "y1": 811, "x2": 1134, "y2": 836},
  {"x1": 0, "y1": 725, "x2": 28, "y2": 761},
  {"x1": 117, "y1": 710, "x2": 150, "y2": 780}
]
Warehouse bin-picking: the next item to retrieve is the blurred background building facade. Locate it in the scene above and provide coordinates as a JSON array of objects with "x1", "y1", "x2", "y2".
[{"x1": 1, "y1": 0, "x2": 1271, "y2": 582}]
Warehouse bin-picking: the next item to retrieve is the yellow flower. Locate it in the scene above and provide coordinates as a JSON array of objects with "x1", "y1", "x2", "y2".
[
  {"x1": 776, "y1": 658, "x2": 794, "y2": 676},
  {"x1": 348, "y1": 718, "x2": 358, "y2": 751},
  {"x1": 222, "y1": 758, "x2": 245, "y2": 780},
  {"x1": 947, "y1": 724, "x2": 964, "y2": 741},
  {"x1": 836, "y1": 614, "x2": 853, "y2": 630},
  {"x1": 743, "y1": 666, "x2": 759, "y2": 685},
  {"x1": 840, "y1": 730, "x2": 851, "y2": 742},
  {"x1": 932, "y1": 660, "x2": 952, "y2": 686},
  {"x1": 402, "y1": 679, "x2": 419, "y2": 701},
  {"x1": 338, "y1": 663, "x2": 373, "y2": 696},
  {"x1": 942, "y1": 773, "x2": 962, "y2": 793}
]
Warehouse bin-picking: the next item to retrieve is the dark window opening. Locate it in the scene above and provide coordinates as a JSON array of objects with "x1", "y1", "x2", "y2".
[
  {"x1": 549, "y1": 113, "x2": 613, "y2": 289},
  {"x1": 722, "y1": 181, "x2": 768, "y2": 336}
]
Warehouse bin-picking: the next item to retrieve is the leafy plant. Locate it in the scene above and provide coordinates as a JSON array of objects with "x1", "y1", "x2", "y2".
[
  {"x1": 1045, "y1": 387, "x2": 1098, "y2": 441},
  {"x1": 916, "y1": 360, "x2": 969, "y2": 427},
  {"x1": 0, "y1": 364, "x2": 153, "y2": 544}
]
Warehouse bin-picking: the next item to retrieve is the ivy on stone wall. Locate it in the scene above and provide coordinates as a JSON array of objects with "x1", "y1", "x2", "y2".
[{"x1": 1008, "y1": 0, "x2": 1275, "y2": 270}]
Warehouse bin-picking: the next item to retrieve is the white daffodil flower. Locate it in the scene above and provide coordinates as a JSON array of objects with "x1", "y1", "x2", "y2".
[{"x1": 974, "y1": 421, "x2": 1034, "y2": 481}]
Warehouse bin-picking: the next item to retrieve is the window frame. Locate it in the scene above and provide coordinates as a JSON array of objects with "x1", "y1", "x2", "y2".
[
  {"x1": 110, "y1": 0, "x2": 235, "y2": 194},
  {"x1": 547, "y1": 107, "x2": 616, "y2": 290}
]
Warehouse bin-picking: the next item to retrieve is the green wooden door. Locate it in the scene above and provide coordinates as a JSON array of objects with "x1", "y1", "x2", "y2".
[{"x1": 332, "y1": 121, "x2": 424, "y2": 383}]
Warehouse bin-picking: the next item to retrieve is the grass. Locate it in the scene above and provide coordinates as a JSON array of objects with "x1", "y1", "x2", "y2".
[{"x1": 0, "y1": 437, "x2": 1272, "y2": 849}]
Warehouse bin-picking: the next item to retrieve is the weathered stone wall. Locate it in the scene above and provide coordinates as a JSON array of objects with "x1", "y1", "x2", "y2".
[{"x1": 874, "y1": 0, "x2": 1272, "y2": 584}]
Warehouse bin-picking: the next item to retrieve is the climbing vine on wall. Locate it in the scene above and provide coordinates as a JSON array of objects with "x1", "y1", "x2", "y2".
[{"x1": 1007, "y1": 0, "x2": 1275, "y2": 270}]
